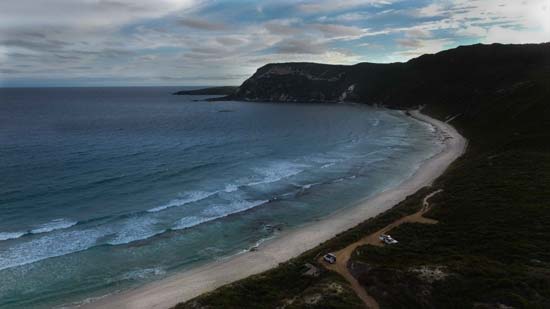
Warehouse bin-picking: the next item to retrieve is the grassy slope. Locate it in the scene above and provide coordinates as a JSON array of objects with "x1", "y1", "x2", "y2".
[{"x1": 176, "y1": 43, "x2": 550, "y2": 308}]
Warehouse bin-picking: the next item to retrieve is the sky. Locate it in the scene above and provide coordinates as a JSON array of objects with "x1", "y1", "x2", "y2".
[{"x1": 1, "y1": 0, "x2": 549, "y2": 87}]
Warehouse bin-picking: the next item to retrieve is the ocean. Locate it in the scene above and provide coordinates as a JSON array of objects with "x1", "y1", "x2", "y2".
[{"x1": 0, "y1": 87, "x2": 442, "y2": 308}]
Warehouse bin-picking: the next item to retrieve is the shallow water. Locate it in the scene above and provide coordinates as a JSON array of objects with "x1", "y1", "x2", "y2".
[{"x1": 0, "y1": 87, "x2": 442, "y2": 308}]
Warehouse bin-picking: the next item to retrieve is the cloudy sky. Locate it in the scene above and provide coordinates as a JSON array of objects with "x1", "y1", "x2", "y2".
[{"x1": 1, "y1": 0, "x2": 549, "y2": 87}]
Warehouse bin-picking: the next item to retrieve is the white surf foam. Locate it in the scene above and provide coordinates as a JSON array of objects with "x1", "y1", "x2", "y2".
[
  {"x1": 247, "y1": 162, "x2": 307, "y2": 187},
  {"x1": 107, "y1": 216, "x2": 164, "y2": 245},
  {"x1": 301, "y1": 182, "x2": 321, "y2": 190},
  {"x1": 0, "y1": 228, "x2": 108, "y2": 271},
  {"x1": 172, "y1": 216, "x2": 211, "y2": 230},
  {"x1": 119, "y1": 267, "x2": 166, "y2": 281},
  {"x1": 172, "y1": 200, "x2": 268, "y2": 231},
  {"x1": 147, "y1": 191, "x2": 217, "y2": 213},
  {"x1": 321, "y1": 162, "x2": 335, "y2": 169},
  {"x1": 0, "y1": 231, "x2": 26, "y2": 241},
  {"x1": 30, "y1": 218, "x2": 78, "y2": 234},
  {"x1": 0, "y1": 195, "x2": 272, "y2": 271},
  {"x1": 0, "y1": 215, "x2": 168, "y2": 270},
  {"x1": 224, "y1": 184, "x2": 239, "y2": 192}
]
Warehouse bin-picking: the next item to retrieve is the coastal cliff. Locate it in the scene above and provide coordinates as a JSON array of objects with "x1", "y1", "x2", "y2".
[
  {"x1": 232, "y1": 62, "x2": 354, "y2": 103},
  {"x1": 229, "y1": 43, "x2": 550, "y2": 120}
]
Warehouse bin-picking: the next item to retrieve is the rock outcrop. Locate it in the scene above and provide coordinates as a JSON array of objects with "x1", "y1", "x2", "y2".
[{"x1": 231, "y1": 62, "x2": 352, "y2": 103}]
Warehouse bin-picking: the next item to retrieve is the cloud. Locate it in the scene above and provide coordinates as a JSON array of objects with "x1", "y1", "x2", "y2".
[
  {"x1": 272, "y1": 38, "x2": 329, "y2": 54},
  {"x1": 410, "y1": 0, "x2": 550, "y2": 43},
  {"x1": 395, "y1": 38, "x2": 423, "y2": 48},
  {"x1": 158, "y1": 73, "x2": 250, "y2": 81},
  {"x1": 0, "y1": 0, "x2": 200, "y2": 78},
  {"x1": 318, "y1": 12, "x2": 373, "y2": 22},
  {"x1": 0, "y1": 38, "x2": 68, "y2": 52},
  {"x1": 395, "y1": 37, "x2": 453, "y2": 58},
  {"x1": 216, "y1": 37, "x2": 247, "y2": 46},
  {"x1": 264, "y1": 19, "x2": 303, "y2": 35},
  {"x1": 482, "y1": 26, "x2": 550, "y2": 44},
  {"x1": 455, "y1": 26, "x2": 487, "y2": 37},
  {"x1": 178, "y1": 18, "x2": 228, "y2": 31},
  {"x1": 1, "y1": 0, "x2": 549, "y2": 86},
  {"x1": 404, "y1": 28, "x2": 432, "y2": 39},
  {"x1": 412, "y1": 3, "x2": 448, "y2": 18},
  {"x1": 0, "y1": 0, "x2": 197, "y2": 28},
  {"x1": 313, "y1": 24, "x2": 365, "y2": 39},
  {"x1": 298, "y1": 0, "x2": 394, "y2": 14},
  {"x1": 390, "y1": 16, "x2": 455, "y2": 60}
]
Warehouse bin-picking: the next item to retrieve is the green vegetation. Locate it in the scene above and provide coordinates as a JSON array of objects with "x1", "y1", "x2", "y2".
[
  {"x1": 350, "y1": 43, "x2": 550, "y2": 308},
  {"x1": 175, "y1": 43, "x2": 550, "y2": 308},
  {"x1": 175, "y1": 268, "x2": 363, "y2": 309},
  {"x1": 353, "y1": 148, "x2": 550, "y2": 308}
]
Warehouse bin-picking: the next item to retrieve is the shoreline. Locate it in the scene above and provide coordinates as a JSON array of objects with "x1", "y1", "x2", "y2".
[{"x1": 82, "y1": 109, "x2": 467, "y2": 309}]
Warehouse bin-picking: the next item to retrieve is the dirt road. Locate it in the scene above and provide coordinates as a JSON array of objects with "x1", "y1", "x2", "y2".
[{"x1": 320, "y1": 189, "x2": 443, "y2": 308}]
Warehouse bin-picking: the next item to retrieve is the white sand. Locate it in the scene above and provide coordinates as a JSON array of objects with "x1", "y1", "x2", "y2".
[{"x1": 82, "y1": 110, "x2": 467, "y2": 309}]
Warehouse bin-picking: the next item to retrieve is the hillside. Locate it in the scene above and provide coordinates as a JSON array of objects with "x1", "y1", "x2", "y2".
[{"x1": 176, "y1": 43, "x2": 550, "y2": 309}]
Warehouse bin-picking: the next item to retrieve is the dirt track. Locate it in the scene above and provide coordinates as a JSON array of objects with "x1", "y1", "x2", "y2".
[{"x1": 320, "y1": 189, "x2": 443, "y2": 309}]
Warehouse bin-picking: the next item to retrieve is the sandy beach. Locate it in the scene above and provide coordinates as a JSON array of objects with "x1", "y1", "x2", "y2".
[{"x1": 82, "y1": 110, "x2": 467, "y2": 309}]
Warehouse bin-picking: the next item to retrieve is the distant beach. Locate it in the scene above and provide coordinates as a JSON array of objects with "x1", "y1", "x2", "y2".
[{"x1": 83, "y1": 109, "x2": 467, "y2": 309}]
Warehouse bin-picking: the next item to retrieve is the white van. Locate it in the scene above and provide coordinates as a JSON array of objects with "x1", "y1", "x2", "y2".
[
  {"x1": 379, "y1": 234, "x2": 398, "y2": 245},
  {"x1": 323, "y1": 253, "x2": 337, "y2": 264}
]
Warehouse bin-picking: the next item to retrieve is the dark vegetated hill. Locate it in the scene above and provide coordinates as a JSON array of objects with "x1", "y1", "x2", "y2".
[{"x1": 176, "y1": 43, "x2": 550, "y2": 309}]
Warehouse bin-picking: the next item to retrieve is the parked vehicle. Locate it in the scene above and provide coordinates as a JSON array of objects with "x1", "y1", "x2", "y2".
[
  {"x1": 323, "y1": 253, "x2": 337, "y2": 264},
  {"x1": 379, "y1": 234, "x2": 398, "y2": 245}
]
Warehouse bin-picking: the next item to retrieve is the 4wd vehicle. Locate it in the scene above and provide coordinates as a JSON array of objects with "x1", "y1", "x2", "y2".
[
  {"x1": 323, "y1": 253, "x2": 337, "y2": 264},
  {"x1": 379, "y1": 234, "x2": 398, "y2": 245}
]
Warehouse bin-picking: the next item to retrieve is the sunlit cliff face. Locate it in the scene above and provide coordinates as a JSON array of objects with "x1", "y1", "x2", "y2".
[{"x1": 0, "y1": 0, "x2": 549, "y2": 87}]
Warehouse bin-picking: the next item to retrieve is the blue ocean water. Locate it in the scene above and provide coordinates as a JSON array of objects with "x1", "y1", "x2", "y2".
[{"x1": 0, "y1": 87, "x2": 442, "y2": 308}]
